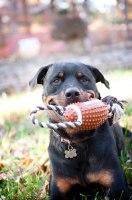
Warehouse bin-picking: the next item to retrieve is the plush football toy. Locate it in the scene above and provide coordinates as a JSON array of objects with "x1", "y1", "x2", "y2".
[{"x1": 30, "y1": 96, "x2": 126, "y2": 132}]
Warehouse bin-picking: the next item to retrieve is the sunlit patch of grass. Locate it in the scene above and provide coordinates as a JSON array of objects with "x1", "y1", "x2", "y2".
[
  {"x1": 125, "y1": 103, "x2": 132, "y2": 116},
  {"x1": 120, "y1": 101, "x2": 132, "y2": 132},
  {"x1": 0, "y1": 87, "x2": 43, "y2": 124},
  {"x1": 97, "y1": 68, "x2": 132, "y2": 100},
  {"x1": 0, "y1": 109, "x2": 50, "y2": 199},
  {"x1": 0, "y1": 173, "x2": 46, "y2": 199}
]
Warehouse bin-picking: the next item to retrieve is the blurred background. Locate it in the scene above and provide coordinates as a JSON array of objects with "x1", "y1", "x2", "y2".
[
  {"x1": 0, "y1": 0, "x2": 132, "y2": 96},
  {"x1": 0, "y1": 0, "x2": 132, "y2": 56}
]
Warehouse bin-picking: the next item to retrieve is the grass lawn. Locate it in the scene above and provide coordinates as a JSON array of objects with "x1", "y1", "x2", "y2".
[{"x1": 0, "y1": 68, "x2": 132, "y2": 199}]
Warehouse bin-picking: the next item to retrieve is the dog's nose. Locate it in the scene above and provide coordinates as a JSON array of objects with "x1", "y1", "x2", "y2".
[{"x1": 65, "y1": 87, "x2": 80, "y2": 102}]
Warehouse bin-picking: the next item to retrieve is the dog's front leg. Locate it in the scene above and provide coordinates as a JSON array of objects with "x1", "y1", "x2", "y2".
[
  {"x1": 106, "y1": 178, "x2": 132, "y2": 200},
  {"x1": 107, "y1": 188, "x2": 132, "y2": 200},
  {"x1": 49, "y1": 174, "x2": 77, "y2": 200}
]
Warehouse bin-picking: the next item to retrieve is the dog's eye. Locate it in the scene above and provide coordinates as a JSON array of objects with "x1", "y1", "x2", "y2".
[
  {"x1": 81, "y1": 77, "x2": 88, "y2": 83},
  {"x1": 53, "y1": 78, "x2": 61, "y2": 84}
]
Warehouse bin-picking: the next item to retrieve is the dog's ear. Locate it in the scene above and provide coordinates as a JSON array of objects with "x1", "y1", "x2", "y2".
[
  {"x1": 29, "y1": 64, "x2": 52, "y2": 91},
  {"x1": 89, "y1": 66, "x2": 110, "y2": 89}
]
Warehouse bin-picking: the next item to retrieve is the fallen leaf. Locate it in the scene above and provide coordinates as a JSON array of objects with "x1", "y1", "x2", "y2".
[
  {"x1": 22, "y1": 157, "x2": 33, "y2": 166},
  {"x1": 0, "y1": 162, "x2": 4, "y2": 171},
  {"x1": 19, "y1": 184, "x2": 24, "y2": 191}
]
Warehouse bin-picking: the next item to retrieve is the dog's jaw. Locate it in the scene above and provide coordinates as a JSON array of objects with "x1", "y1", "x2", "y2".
[
  {"x1": 43, "y1": 90, "x2": 96, "y2": 107},
  {"x1": 42, "y1": 90, "x2": 96, "y2": 125}
]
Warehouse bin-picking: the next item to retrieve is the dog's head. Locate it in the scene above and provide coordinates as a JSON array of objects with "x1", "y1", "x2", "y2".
[
  {"x1": 29, "y1": 62, "x2": 109, "y2": 124},
  {"x1": 29, "y1": 61, "x2": 110, "y2": 125},
  {"x1": 29, "y1": 61, "x2": 109, "y2": 106}
]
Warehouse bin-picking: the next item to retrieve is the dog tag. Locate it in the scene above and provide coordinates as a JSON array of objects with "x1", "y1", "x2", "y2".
[{"x1": 64, "y1": 144, "x2": 77, "y2": 158}]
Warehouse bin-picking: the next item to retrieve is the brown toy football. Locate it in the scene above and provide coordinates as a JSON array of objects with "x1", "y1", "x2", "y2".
[
  {"x1": 30, "y1": 96, "x2": 125, "y2": 134},
  {"x1": 63, "y1": 99, "x2": 108, "y2": 133}
]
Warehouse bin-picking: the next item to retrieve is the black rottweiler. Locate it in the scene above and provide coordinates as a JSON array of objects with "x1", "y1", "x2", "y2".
[{"x1": 29, "y1": 62, "x2": 131, "y2": 200}]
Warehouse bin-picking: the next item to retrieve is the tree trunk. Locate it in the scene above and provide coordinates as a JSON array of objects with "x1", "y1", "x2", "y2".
[
  {"x1": 124, "y1": 0, "x2": 131, "y2": 40},
  {"x1": 22, "y1": 0, "x2": 31, "y2": 34},
  {"x1": 8, "y1": 0, "x2": 18, "y2": 36}
]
